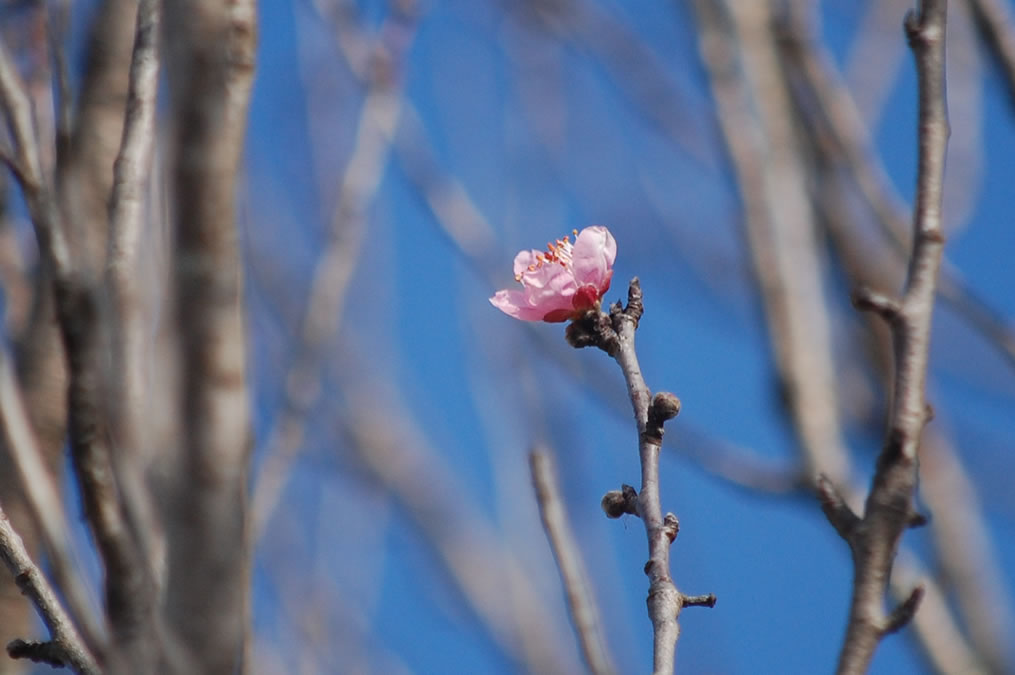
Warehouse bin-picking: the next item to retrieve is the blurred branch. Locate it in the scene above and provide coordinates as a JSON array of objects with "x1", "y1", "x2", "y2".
[
  {"x1": 57, "y1": 0, "x2": 138, "y2": 275},
  {"x1": 529, "y1": 449, "x2": 616, "y2": 675},
  {"x1": 921, "y1": 430, "x2": 1014, "y2": 672},
  {"x1": 693, "y1": 0, "x2": 850, "y2": 485},
  {"x1": 824, "y1": 4, "x2": 950, "y2": 672},
  {"x1": 103, "y1": 0, "x2": 163, "y2": 607},
  {"x1": 161, "y1": 0, "x2": 257, "y2": 669},
  {"x1": 0, "y1": 28, "x2": 154, "y2": 670},
  {"x1": 252, "y1": 0, "x2": 418, "y2": 537},
  {"x1": 568, "y1": 281, "x2": 715, "y2": 675},
  {"x1": 0, "y1": 348, "x2": 104, "y2": 654},
  {"x1": 0, "y1": 503, "x2": 100, "y2": 674},
  {"x1": 343, "y1": 400, "x2": 580, "y2": 674},
  {"x1": 968, "y1": 0, "x2": 1015, "y2": 110},
  {"x1": 509, "y1": 0, "x2": 711, "y2": 164},
  {"x1": 776, "y1": 6, "x2": 1015, "y2": 371},
  {"x1": 845, "y1": 0, "x2": 910, "y2": 127}
]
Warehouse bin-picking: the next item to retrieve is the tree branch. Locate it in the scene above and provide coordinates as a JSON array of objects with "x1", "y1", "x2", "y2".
[
  {"x1": 529, "y1": 449, "x2": 616, "y2": 675},
  {"x1": 0, "y1": 503, "x2": 100, "y2": 674},
  {"x1": 828, "y1": 3, "x2": 950, "y2": 673},
  {"x1": 0, "y1": 27, "x2": 154, "y2": 670},
  {"x1": 569, "y1": 279, "x2": 714, "y2": 675}
]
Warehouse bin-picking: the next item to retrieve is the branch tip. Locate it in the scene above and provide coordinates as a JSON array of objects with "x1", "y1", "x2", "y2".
[
  {"x1": 625, "y1": 278, "x2": 644, "y2": 324},
  {"x1": 883, "y1": 585, "x2": 925, "y2": 635},
  {"x1": 816, "y1": 474, "x2": 860, "y2": 542},
  {"x1": 7, "y1": 639, "x2": 70, "y2": 669},
  {"x1": 681, "y1": 593, "x2": 717, "y2": 609},
  {"x1": 851, "y1": 287, "x2": 901, "y2": 322}
]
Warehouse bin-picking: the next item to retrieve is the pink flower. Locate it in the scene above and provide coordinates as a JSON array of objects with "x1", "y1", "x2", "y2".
[{"x1": 490, "y1": 226, "x2": 617, "y2": 322}]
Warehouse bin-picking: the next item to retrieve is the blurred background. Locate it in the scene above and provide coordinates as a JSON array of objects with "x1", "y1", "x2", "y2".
[{"x1": 3, "y1": 0, "x2": 1015, "y2": 673}]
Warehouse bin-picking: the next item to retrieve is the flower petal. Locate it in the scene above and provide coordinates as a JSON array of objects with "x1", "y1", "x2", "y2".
[
  {"x1": 571, "y1": 226, "x2": 616, "y2": 291},
  {"x1": 490, "y1": 289, "x2": 556, "y2": 321}
]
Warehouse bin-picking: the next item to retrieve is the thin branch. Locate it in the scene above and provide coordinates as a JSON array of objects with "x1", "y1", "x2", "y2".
[
  {"x1": 0, "y1": 29, "x2": 154, "y2": 669},
  {"x1": 568, "y1": 279, "x2": 714, "y2": 675},
  {"x1": 921, "y1": 430, "x2": 1015, "y2": 672},
  {"x1": 251, "y1": 1, "x2": 418, "y2": 537},
  {"x1": 343, "y1": 402, "x2": 581, "y2": 674},
  {"x1": 967, "y1": 0, "x2": 1015, "y2": 111},
  {"x1": 0, "y1": 347, "x2": 104, "y2": 653},
  {"x1": 0, "y1": 503, "x2": 100, "y2": 674},
  {"x1": 828, "y1": 4, "x2": 951, "y2": 673},
  {"x1": 104, "y1": 0, "x2": 164, "y2": 593},
  {"x1": 529, "y1": 449, "x2": 616, "y2": 675}
]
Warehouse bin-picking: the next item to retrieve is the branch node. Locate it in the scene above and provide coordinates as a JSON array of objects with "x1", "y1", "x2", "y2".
[
  {"x1": 6, "y1": 639, "x2": 70, "y2": 668},
  {"x1": 566, "y1": 311, "x2": 619, "y2": 356},
  {"x1": 907, "y1": 511, "x2": 929, "y2": 529},
  {"x1": 816, "y1": 474, "x2": 861, "y2": 542},
  {"x1": 680, "y1": 593, "x2": 717, "y2": 609},
  {"x1": 662, "y1": 513, "x2": 680, "y2": 542},
  {"x1": 624, "y1": 277, "x2": 644, "y2": 324},
  {"x1": 904, "y1": 9, "x2": 921, "y2": 43},
  {"x1": 851, "y1": 286, "x2": 901, "y2": 323},
  {"x1": 883, "y1": 585, "x2": 925, "y2": 635}
]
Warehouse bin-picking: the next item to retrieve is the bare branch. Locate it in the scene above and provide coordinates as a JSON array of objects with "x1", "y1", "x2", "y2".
[
  {"x1": 816, "y1": 475, "x2": 861, "y2": 542},
  {"x1": 568, "y1": 279, "x2": 714, "y2": 675},
  {"x1": 832, "y1": 3, "x2": 951, "y2": 672},
  {"x1": 0, "y1": 348, "x2": 104, "y2": 653},
  {"x1": 692, "y1": 0, "x2": 851, "y2": 487},
  {"x1": 884, "y1": 585, "x2": 925, "y2": 635},
  {"x1": 103, "y1": 0, "x2": 164, "y2": 597},
  {"x1": 529, "y1": 449, "x2": 616, "y2": 675},
  {"x1": 0, "y1": 27, "x2": 154, "y2": 670},
  {"x1": 0, "y1": 503, "x2": 100, "y2": 674}
]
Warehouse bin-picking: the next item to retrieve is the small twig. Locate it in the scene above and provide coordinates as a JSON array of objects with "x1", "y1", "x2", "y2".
[
  {"x1": 529, "y1": 449, "x2": 616, "y2": 675},
  {"x1": 571, "y1": 279, "x2": 714, "y2": 675},
  {"x1": 0, "y1": 503, "x2": 100, "y2": 674},
  {"x1": 825, "y1": 3, "x2": 950, "y2": 673},
  {"x1": 0, "y1": 348, "x2": 104, "y2": 654}
]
